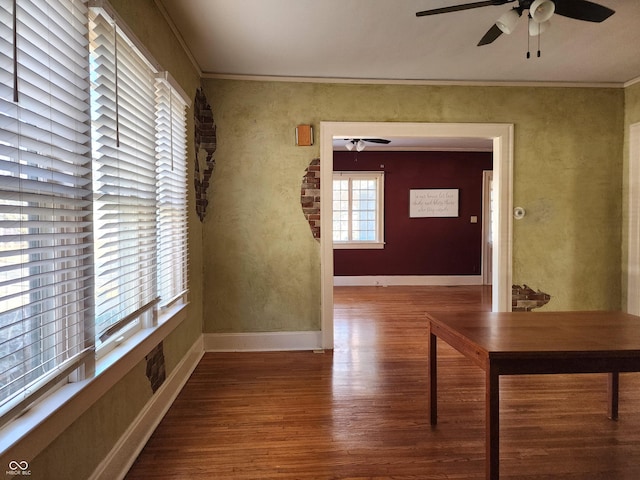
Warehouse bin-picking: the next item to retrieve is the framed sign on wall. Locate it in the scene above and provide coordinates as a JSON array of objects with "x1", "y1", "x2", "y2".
[{"x1": 409, "y1": 189, "x2": 459, "y2": 218}]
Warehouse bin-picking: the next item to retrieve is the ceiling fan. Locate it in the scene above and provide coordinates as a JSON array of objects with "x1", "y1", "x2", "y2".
[
  {"x1": 343, "y1": 138, "x2": 391, "y2": 152},
  {"x1": 416, "y1": 0, "x2": 615, "y2": 47}
]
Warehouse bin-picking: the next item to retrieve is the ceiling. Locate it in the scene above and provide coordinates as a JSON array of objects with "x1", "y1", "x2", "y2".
[{"x1": 158, "y1": 0, "x2": 640, "y2": 85}]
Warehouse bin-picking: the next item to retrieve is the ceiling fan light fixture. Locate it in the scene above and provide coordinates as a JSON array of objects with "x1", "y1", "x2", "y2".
[
  {"x1": 530, "y1": 0, "x2": 555, "y2": 23},
  {"x1": 529, "y1": 19, "x2": 550, "y2": 36},
  {"x1": 496, "y1": 8, "x2": 521, "y2": 35},
  {"x1": 356, "y1": 140, "x2": 366, "y2": 152},
  {"x1": 345, "y1": 141, "x2": 355, "y2": 151}
]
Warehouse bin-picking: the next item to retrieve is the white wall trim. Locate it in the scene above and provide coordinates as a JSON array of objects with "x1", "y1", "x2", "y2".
[
  {"x1": 627, "y1": 122, "x2": 640, "y2": 314},
  {"x1": 201, "y1": 72, "x2": 623, "y2": 89},
  {"x1": 90, "y1": 335, "x2": 204, "y2": 480},
  {"x1": 333, "y1": 275, "x2": 482, "y2": 286},
  {"x1": 204, "y1": 331, "x2": 323, "y2": 352},
  {"x1": 625, "y1": 76, "x2": 640, "y2": 88},
  {"x1": 153, "y1": 0, "x2": 203, "y2": 76}
]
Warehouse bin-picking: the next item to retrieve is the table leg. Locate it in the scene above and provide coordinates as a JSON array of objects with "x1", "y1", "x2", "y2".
[
  {"x1": 486, "y1": 366, "x2": 500, "y2": 480},
  {"x1": 428, "y1": 327, "x2": 437, "y2": 425},
  {"x1": 608, "y1": 372, "x2": 619, "y2": 420}
]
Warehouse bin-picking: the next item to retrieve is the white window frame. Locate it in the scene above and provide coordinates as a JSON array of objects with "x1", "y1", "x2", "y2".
[{"x1": 333, "y1": 171, "x2": 385, "y2": 249}]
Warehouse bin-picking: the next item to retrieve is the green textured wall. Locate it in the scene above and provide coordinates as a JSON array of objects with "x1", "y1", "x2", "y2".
[
  {"x1": 27, "y1": 1, "x2": 203, "y2": 479},
  {"x1": 202, "y1": 80, "x2": 624, "y2": 333}
]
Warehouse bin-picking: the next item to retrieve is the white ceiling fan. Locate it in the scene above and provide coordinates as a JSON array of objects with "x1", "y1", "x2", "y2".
[{"x1": 416, "y1": 0, "x2": 614, "y2": 47}]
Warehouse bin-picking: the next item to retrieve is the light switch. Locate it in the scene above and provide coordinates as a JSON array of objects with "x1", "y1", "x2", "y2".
[{"x1": 470, "y1": 216, "x2": 478, "y2": 223}]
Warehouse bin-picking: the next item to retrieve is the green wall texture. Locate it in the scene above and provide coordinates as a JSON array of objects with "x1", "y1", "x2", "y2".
[{"x1": 202, "y1": 79, "x2": 624, "y2": 334}]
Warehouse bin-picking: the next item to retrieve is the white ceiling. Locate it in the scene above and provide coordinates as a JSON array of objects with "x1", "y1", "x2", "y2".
[{"x1": 158, "y1": 0, "x2": 640, "y2": 85}]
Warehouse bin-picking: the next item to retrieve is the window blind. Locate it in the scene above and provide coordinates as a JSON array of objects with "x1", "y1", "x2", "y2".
[
  {"x1": 89, "y1": 9, "x2": 159, "y2": 341},
  {"x1": 0, "y1": 0, "x2": 94, "y2": 419},
  {"x1": 155, "y1": 76, "x2": 188, "y2": 308}
]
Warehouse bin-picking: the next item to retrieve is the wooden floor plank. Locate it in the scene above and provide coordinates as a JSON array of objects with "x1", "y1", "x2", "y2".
[{"x1": 125, "y1": 286, "x2": 640, "y2": 479}]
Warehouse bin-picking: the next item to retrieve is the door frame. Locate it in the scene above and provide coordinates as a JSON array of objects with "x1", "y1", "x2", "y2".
[
  {"x1": 320, "y1": 121, "x2": 514, "y2": 349},
  {"x1": 627, "y1": 122, "x2": 640, "y2": 314},
  {"x1": 482, "y1": 170, "x2": 494, "y2": 285}
]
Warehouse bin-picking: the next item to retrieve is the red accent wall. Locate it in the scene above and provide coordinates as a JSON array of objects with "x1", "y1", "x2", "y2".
[{"x1": 333, "y1": 151, "x2": 492, "y2": 276}]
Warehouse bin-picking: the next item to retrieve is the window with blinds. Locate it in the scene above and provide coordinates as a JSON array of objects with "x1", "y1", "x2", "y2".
[
  {"x1": 155, "y1": 77, "x2": 188, "y2": 309},
  {"x1": 0, "y1": 0, "x2": 94, "y2": 421},
  {"x1": 89, "y1": 8, "x2": 159, "y2": 345},
  {"x1": 0, "y1": 0, "x2": 189, "y2": 425}
]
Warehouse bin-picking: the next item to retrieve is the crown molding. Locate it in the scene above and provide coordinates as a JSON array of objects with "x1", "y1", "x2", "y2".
[
  {"x1": 154, "y1": 0, "x2": 203, "y2": 78},
  {"x1": 201, "y1": 72, "x2": 625, "y2": 89},
  {"x1": 625, "y1": 76, "x2": 640, "y2": 88}
]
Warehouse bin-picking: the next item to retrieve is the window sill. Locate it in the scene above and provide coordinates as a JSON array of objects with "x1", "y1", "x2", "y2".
[
  {"x1": 333, "y1": 242, "x2": 385, "y2": 249},
  {"x1": 0, "y1": 302, "x2": 189, "y2": 464}
]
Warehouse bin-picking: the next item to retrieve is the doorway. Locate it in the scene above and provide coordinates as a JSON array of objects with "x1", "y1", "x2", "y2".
[{"x1": 320, "y1": 122, "x2": 514, "y2": 349}]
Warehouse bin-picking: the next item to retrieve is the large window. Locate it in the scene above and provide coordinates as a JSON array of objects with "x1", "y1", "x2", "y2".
[
  {"x1": 0, "y1": 0, "x2": 189, "y2": 426},
  {"x1": 0, "y1": 0, "x2": 94, "y2": 426},
  {"x1": 333, "y1": 171, "x2": 385, "y2": 249},
  {"x1": 90, "y1": 7, "x2": 161, "y2": 348}
]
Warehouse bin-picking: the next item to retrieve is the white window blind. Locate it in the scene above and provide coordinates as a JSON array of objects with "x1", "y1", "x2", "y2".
[
  {"x1": 0, "y1": 0, "x2": 94, "y2": 421},
  {"x1": 89, "y1": 9, "x2": 159, "y2": 342},
  {"x1": 155, "y1": 77, "x2": 188, "y2": 308}
]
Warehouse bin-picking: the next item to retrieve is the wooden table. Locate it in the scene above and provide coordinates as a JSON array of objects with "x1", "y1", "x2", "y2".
[{"x1": 426, "y1": 311, "x2": 640, "y2": 480}]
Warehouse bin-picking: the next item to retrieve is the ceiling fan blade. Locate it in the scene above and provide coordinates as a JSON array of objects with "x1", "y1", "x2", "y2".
[
  {"x1": 477, "y1": 23, "x2": 504, "y2": 45},
  {"x1": 416, "y1": 0, "x2": 513, "y2": 17},
  {"x1": 364, "y1": 138, "x2": 391, "y2": 144},
  {"x1": 553, "y1": 0, "x2": 615, "y2": 22}
]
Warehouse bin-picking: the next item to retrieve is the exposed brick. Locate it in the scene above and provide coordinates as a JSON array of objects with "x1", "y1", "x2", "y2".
[
  {"x1": 301, "y1": 158, "x2": 321, "y2": 242},
  {"x1": 512, "y1": 284, "x2": 551, "y2": 311},
  {"x1": 145, "y1": 342, "x2": 166, "y2": 393},
  {"x1": 194, "y1": 87, "x2": 217, "y2": 222}
]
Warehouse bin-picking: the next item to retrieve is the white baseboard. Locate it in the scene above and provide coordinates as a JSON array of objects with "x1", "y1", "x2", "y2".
[
  {"x1": 204, "y1": 331, "x2": 323, "y2": 352},
  {"x1": 333, "y1": 275, "x2": 483, "y2": 287},
  {"x1": 90, "y1": 335, "x2": 204, "y2": 480}
]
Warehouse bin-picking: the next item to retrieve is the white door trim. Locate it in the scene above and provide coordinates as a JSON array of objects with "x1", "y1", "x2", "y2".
[
  {"x1": 320, "y1": 121, "x2": 514, "y2": 349},
  {"x1": 482, "y1": 170, "x2": 494, "y2": 285},
  {"x1": 627, "y1": 122, "x2": 640, "y2": 314}
]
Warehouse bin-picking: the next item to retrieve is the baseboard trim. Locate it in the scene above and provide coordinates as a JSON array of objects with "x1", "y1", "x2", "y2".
[
  {"x1": 333, "y1": 275, "x2": 483, "y2": 286},
  {"x1": 204, "y1": 331, "x2": 323, "y2": 352},
  {"x1": 90, "y1": 335, "x2": 204, "y2": 480}
]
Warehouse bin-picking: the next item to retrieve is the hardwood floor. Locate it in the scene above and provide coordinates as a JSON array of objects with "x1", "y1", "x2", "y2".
[{"x1": 125, "y1": 286, "x2": 640, "y2": 479}]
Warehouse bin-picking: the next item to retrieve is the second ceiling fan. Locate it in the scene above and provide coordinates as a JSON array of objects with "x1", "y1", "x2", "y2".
[
  {"x1": 343, "y1": 138, "x2": 391, "y2": 152},
  {"x1": 416, "y1": 0, "x2": 615, "y2": 46}
]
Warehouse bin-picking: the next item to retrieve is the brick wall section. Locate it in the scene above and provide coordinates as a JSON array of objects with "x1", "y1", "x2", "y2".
[
  {"x1": 145, "y1": 342, "x2": 166, "y2": 393},
  {"x1": 512, "y1": 284, "x2": 551, "y2": 311},
  {"x1": 301, "y1": 158, "x2": 321, "y2": 241},
  {"x1": 194, "y1": 87, "x2": 217, "y2": 222}
]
